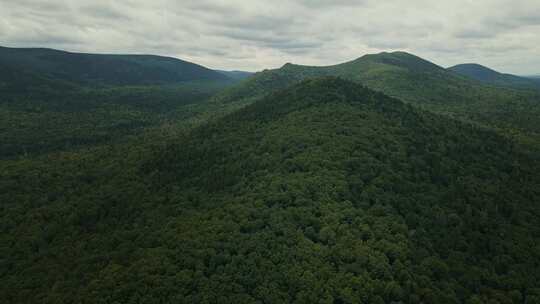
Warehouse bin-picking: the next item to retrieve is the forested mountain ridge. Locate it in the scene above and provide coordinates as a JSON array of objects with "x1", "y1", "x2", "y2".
[
  {"x1": 215, "y1": 51, "x2": 467, "y2": 104},
  {"x1": 3, "y1": 78, "x2": 540, "y2": 303},
  {"x1": 0, "y1": 46, "x2": 230, "y2": 86},
  {"x1": 215, "y1": 51, "x2": 540, "y2": 146},
  {"x1": 0, "y1": 79, "x2": 240, "y2": 158},
  {"x1": 0, "y1": 46, "x2": 250, "y2": 158},
  {"x1": 448, "y1": 63, "x2": 540, "y2": 90}
]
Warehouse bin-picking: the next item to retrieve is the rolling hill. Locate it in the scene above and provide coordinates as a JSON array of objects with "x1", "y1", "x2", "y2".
[
  {"x1": 0, "y1": 47, "x2": 249, "y2": 158},
  {"x1": 448, "y1": 63, "x2": 540, "y2": 90},
  {"x1": 216, "y1": 51, "x2": 469, "y2": 104},
  {"x1": 215, "y1": 52, "x2": 540, "y2": 143},
  {"x1": 3, "y1": 78, "x2": 540, "y2": 303},
  {"x1": 0, "y1": 46, "x2": 230, "y2": 86},
  {"x1": 0, "y1": 81, "x2": 239, "y2": 158}
]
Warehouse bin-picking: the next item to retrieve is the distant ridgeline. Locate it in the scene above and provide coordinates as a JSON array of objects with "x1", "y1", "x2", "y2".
[
  {"x1": 448, "y1": 63, "x2": 540, "y2": 90},
  {"x1": 0, "y1": 46, "x2": 233, "y2": 86}
]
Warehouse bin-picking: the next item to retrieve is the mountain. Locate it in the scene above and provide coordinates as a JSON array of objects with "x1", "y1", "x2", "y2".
[
  {"x1": 3, "y1": 78, "x2": 540, "y2": 303},
  {"x1": 0, "y1": 46, "x2": 229, "y2": 86},
  {"x1": 216, "y1": 51, "x2": 458, "y2": 104},
  {"x1": 215, "y1": 52, "x2": 502, "y2": 105},
  {"x1": 448, "y1": 63, "x2": 540, "y2": 90},
  {"x1": 215, "y1": 51, "x2": 540, "y2": 143},
  {"x1": 0, "y1": 47, "x2": 248, "y2": 158}
]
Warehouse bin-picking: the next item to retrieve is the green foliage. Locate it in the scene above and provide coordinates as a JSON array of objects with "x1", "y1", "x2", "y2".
[
  {"x1": 0, "y1": 46, "x2": 246, "y2": 157},
  {"x1": 0, "y1": 79, "x2": 239, "y2": 157},
  {"x1": 215, "y1": 52, "x2": 540, "y2": 145},
  {"x1": 2, "y1": 78, "x2": 540, "y2": 303}
]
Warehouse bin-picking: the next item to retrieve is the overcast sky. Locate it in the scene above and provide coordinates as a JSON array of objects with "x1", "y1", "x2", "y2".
[{"x1": 1, "y1": 0, "x2": 539, "y2": 74}]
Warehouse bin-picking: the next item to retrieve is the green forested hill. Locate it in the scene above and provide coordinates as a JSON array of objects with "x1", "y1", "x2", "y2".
[
  {"x1": 216, "y1": 52, "x2": 540, "y2": 143},
  {"x1": 0, "y1": 46, "x2": 229, "y2": 86},
  {"x1": 0, "y1": 46, "x2": 247, "y2": 158},
  {"x1": 216, "y1": 51, "x2": 472, "y2": 104},
  {"x1": 448, "y1": 63, "x2": 540, "y2": 90},
  {"x1": 3, "y1": 78, "x2": 540, "y2": 303},
  {"x1": 0, "y1": 80, "x2": 239, "y2": 158}
]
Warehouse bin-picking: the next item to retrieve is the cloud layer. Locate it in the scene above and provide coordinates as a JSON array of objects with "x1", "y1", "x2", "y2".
[{"x1": 1, "y1": 0, "x2": 539, "y2": 74}]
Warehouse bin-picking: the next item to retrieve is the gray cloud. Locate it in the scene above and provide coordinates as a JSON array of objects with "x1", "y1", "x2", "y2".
[
  {"x1": 0, "y1": 0, "x2": 538, "y2": 74},
  {"x1": 82, "y1": 4, "x2": 131, "y2": 21},
  {"x1": 297, "y1": 0, "x2": 371, "y2": 8}
]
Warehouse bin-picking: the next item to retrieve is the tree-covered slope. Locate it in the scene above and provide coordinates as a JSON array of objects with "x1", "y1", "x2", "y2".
[
  {"x1": 448, "y1": 63, "x2": 540, "y2": 90},
  {"x1": 0, "y1": 47, "x2": 246, "y2": 158},
  {"x1": 215, "y1": 52, "x2": 540, "y2": 141},
  {"x1": 0, "y1": 46, "x2": 229, "y2": 86},
  {"x1": 216, "y1": 51, "x2": 472, "y2": 104},
  {"x1": 0, "y1": 63, "x2": 78, "y2": 94},
  {"x1": 0, "y1": 79, "x2": 240, "y2": 158},
  {"x1": 3, "y1": 78, "x2": 540, "y2": 303}
]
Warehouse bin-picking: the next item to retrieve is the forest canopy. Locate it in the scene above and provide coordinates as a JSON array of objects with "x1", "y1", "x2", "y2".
[{"x1": 2, "y1": 77, "x2": 540, "y2": 303}]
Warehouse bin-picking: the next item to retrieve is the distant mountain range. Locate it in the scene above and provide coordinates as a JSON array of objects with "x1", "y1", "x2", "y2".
[
  {"x1": 213, "y1": 51, "x2": 517, "y2": 106},
  {"x1": 4, "y1": 45, "x2": 538, "y2": 91},
  {"x1": 0, "y1": 46, "x2": 251, "y2": 86},
  {"x1": 216, "y1": 51, "x2": 455, "y2": 104},
  {"x1": 2, "y1": 47, "x2": 538, "y2": 138},
  {"x1": 448, "y1": 63, "x2": 540, "y2": 89}
]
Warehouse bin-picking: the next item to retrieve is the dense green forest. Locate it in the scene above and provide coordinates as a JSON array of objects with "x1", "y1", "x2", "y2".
[
  {"x1": 0, "y1": 47, "x2": 246, "y2": 157},
  {"x1": 216, "y1": 52, "x2": 540, "y2": 145},
  {"x1": 2, "y1": 47, "x2": 540, "y2": 304},
  {"x1": 0, "y1": 79, "x2": 240, "y2": 157}
]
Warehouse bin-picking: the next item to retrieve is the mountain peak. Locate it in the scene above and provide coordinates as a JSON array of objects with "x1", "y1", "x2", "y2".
[
  {"x1": 351, "y1": 51, "x2": 444, "y2": 73},
  {"x1": 281, "y1": 62, "x2": 305, "y2": 70},
  {"x1": 358, "y1": 51, "x2": 420, "y2": 61}
]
